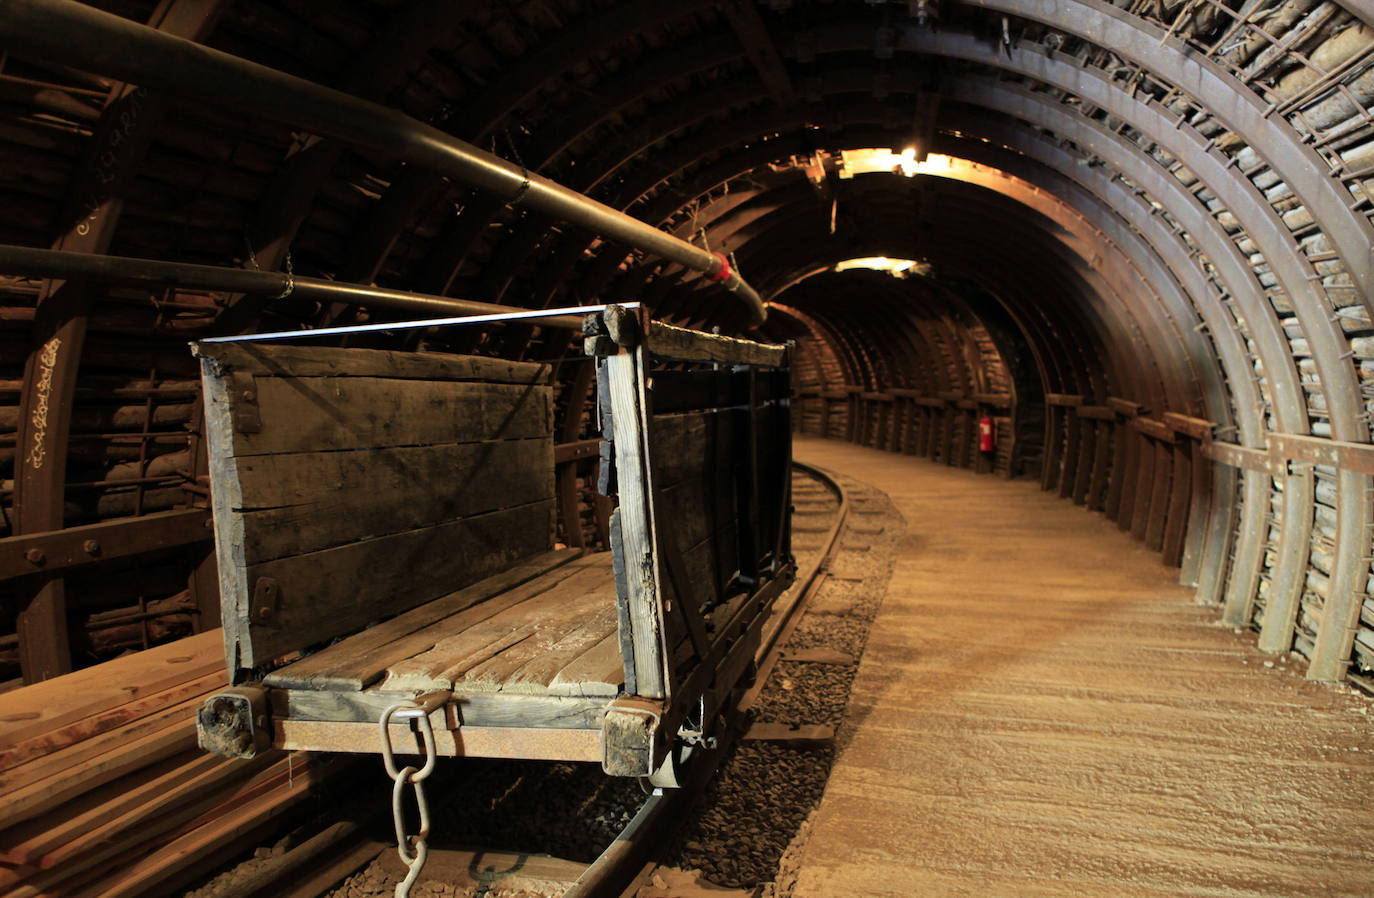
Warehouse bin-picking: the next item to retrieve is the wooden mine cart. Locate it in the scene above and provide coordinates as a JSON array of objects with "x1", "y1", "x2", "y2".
[{"x1": 194, "y1": 306, "x2": 793, "y2": 781}]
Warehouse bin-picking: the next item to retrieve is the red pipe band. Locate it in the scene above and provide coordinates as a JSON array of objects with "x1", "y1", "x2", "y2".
[{"x1": 708, "y1": 252, "x2": 731, "y2": 282}]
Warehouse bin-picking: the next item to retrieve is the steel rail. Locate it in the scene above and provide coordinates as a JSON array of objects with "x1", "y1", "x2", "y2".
[
  {"x1": 564, "y1": 462, "x2": 850, "y2": 898},
  {"x1": 0, "y1": 244, "x2": 587, "y2": 331},
  {"x1": 0, "y1": 0, "x2": 767, "y2": 327}
]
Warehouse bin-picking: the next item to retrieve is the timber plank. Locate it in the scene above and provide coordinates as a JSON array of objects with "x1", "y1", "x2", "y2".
[
  {"x1": 500, "y1": 603, "x2": 620, "y2": 694},
  {"x1": 235, "y1": 499, "x2": 556, "y2": 667},
  {"x1": 602, "y1": 350, "x2": 667, "y2": 699},
  {"x1": 195, "y1": 343, "x2": 549, "y2": 384},
  {"x1": 263, "y1": 548, "x2": 583, "y2": 691},
  {"x1": 547, "y1": 632, "x2": 625, "y2": 697},
  {"x1": 22, "y1": 752, "x2": 275, "y2": 870},
  {"x1": 274, "y1": 688, "x2": 608, "y2": 730},
  {"x1": 648, "y1": 369, "x2": 736, "y2": 414},
  {"x1": 0, "y1": 691, "x2": 202, "y2": 793},
  {"x1": 109, "y1": 760, "x2": 331, "y2": 898},
  {"x1": 644, "y1": 320, "x2": 786, "y2": 367},
  {"x1": 649, "y1": 409, "x2": 740, "y2": 487},
  {"x1": 384, "y1": 564, "x2": 615, "y2": 692},
  {"x1": 275, "y1": 720, "x2": 601, "y2": 761},
  {"x1": 376, "y1": 565, "x2": 612, "y2": 692},
  {"x1": 0, "y1": 715, "x2": 198, "y2": 830},
  {"x1": 0, "y1": 630, "x2": 219, "y2": 750},
  {"x1": 0, "y1": 672, "x2": 220, "y2": 777},
  {"x1": 230, "y1": 437, "x2": 553, "y2": 564},
  {"x1": 0, "y1": 750, "x2": 220, "y2": 866},
  {"x1": 13, "y1": 756, "x2": 322, "y2": 898},
  {"x1": 211, "y1": 377, "x2": 552, "y2": 457}
]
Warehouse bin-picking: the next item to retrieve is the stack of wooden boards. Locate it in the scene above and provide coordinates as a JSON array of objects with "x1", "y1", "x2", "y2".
[{"x1": 0, "y1": 630, "x2": 337, "y2": 898}]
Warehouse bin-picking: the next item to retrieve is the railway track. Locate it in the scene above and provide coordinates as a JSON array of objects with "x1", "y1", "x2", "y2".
[{"x1": 182, "y1": 462, "x2": 852, "y2": 898}]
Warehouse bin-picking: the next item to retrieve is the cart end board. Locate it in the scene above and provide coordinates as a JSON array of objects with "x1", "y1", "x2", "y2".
[
  {"x1": 590, "y1": 307, "x2": 796, "y2": 775},
  {"x1": 193, "y1": 342, "x2": 556, "y2": 680}
]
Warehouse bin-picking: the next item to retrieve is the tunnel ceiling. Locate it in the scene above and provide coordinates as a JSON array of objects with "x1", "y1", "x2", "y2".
[{"x1": 2, "y1": 0, "x2": 1374, "y2": 685}]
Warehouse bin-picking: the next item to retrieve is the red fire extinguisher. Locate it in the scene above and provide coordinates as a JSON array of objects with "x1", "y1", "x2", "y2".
[{"x1": 978, "y1": 416, "x2": 995, "y2": 453}]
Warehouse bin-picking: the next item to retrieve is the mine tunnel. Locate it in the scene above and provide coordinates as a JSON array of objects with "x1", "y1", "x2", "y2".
[{"x1": 1, "y1": 0, "x2": 1372, "y2": 895}]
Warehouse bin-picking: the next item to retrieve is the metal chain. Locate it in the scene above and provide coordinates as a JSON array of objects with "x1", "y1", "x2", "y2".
[{"x1": 379, "y1": 691, "x2": 451, "y2": 898}]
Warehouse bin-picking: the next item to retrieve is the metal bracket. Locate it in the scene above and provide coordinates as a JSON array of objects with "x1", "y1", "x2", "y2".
[
  {"x1": 228, "y1": 370, "x2": 262, "y2": 433},
  {"x1": 251, "y1": 576, "x2": 280, "y2": 625},
  {"x1": 1267, "y1": 433, "x2": 1374, "y2": 477}
]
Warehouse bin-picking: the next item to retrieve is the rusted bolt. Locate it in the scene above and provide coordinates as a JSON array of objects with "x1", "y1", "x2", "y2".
[
  {"x1": 24, "y1": 548, "x2": 45, "y2": 565},
  {"x1": 83, "y1": 539, "x2": 101, "y2": 556},
  {"x1": 241, "y1": 390, "x2": 256, "y2": 401}
]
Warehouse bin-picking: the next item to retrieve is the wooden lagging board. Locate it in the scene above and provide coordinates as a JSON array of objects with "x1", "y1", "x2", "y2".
[{"x1": 194, "y1": 343, "x2": 558, "y2": 680}]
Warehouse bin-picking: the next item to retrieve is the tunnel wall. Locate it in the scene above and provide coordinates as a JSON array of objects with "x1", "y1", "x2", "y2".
[{"x1": 1, "y1": 0, "x2": 1372, "y2": 691}]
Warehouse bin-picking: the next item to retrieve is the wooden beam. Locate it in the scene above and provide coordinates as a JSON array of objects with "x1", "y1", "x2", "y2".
[
  {"x1": 1204, "y1": 441, "x2": 1285, "y2": 477},
  {"x1": 274, "y1": 720, "x2": 601, "y2": 762},
  {"x1": 1163, "y1": 412, "x2": 1215, "y2": 441},
  {"x1": 642, "y1": 320, "x2": 787, "y2": 367},
  {"x1": 1267, "y1": 433, "x2": 1374, "y2": 476},
  {"x1": 1106, "y1": 396, "x2": 1144, "y2": 418},
  {"x1": 601, "y1": 348, "x2": 666, "y2": 699},
  {"x1": 11, "y1": 0, "x2": 226, "y2": 683},
  {"x1": 555, "y1": 438, "x2": 600, "y2": 464},
  {"x1": 0, "y1": 509, "x2": 211, "y2": 580},
  {"x1": 1045, "y1": 393, "x2": 1083, "y2": 407},
  {"x1": 1132, "y1": 417, "x2": 1175, "y2": 442}
]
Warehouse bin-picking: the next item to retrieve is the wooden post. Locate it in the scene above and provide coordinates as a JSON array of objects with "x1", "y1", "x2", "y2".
[
  {"x1": 1058, "y1": 412, "x2": 1082, "y2": 501},
  {"x1": 1161, "y1": 440, "x2": 1193, "y2": 566},
  {"x1": 1070, "y1": 417, "x2": 1095, "y2": 505},
  {"x1": 1104, "y1": 420, "x2": 1129, "y2": 521},
  {"x1": 601, "y1": 347, "x2": 667, "y2": 700},
  {"x1": 1119, "y1": 431, "x2": 1144, "y2": 533},
  {"x1": 1130, "y1": 434, "x2": 1157, "y2": 541},
  {"x1": 12, "y1": 1, "x2": 227, "y2": 682},
  {"x1": 1087, "y1": 421, "x2": 1113, "y2": 511},
  {"x1": 1040, "y1": 405, "x2": 1062, "y2": 491},
  {"x1": 1145, "y1": 440, "x2": 1173, "y2": 552}
]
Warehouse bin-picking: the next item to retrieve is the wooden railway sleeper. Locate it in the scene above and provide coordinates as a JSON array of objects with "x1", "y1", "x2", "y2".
[{"x1": 379, "y1": 690, "x2": 451, "y2": 898}]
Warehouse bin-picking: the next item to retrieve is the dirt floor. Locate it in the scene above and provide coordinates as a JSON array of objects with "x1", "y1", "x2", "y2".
[{"x1": 789, "y1": 437, "x2": 1374, "y2": 898}]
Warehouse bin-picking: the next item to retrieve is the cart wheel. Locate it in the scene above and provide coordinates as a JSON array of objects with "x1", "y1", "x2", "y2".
[{"x1": 643, "y1": 739, "x2": 696, "y2": 790}]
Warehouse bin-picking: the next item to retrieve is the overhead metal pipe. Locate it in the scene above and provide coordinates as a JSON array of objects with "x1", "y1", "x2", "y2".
[
  {"x1": 0, "y1": 244, "x2": 586, "y2": 330},
  {"x1": 0, "y1": 0, "x2": 767, "y2": 326}
]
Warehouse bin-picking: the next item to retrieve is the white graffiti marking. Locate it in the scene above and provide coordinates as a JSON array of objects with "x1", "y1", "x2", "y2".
[{"x1": 28, "y1": 337, "x2": 61, "y2": 471}]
